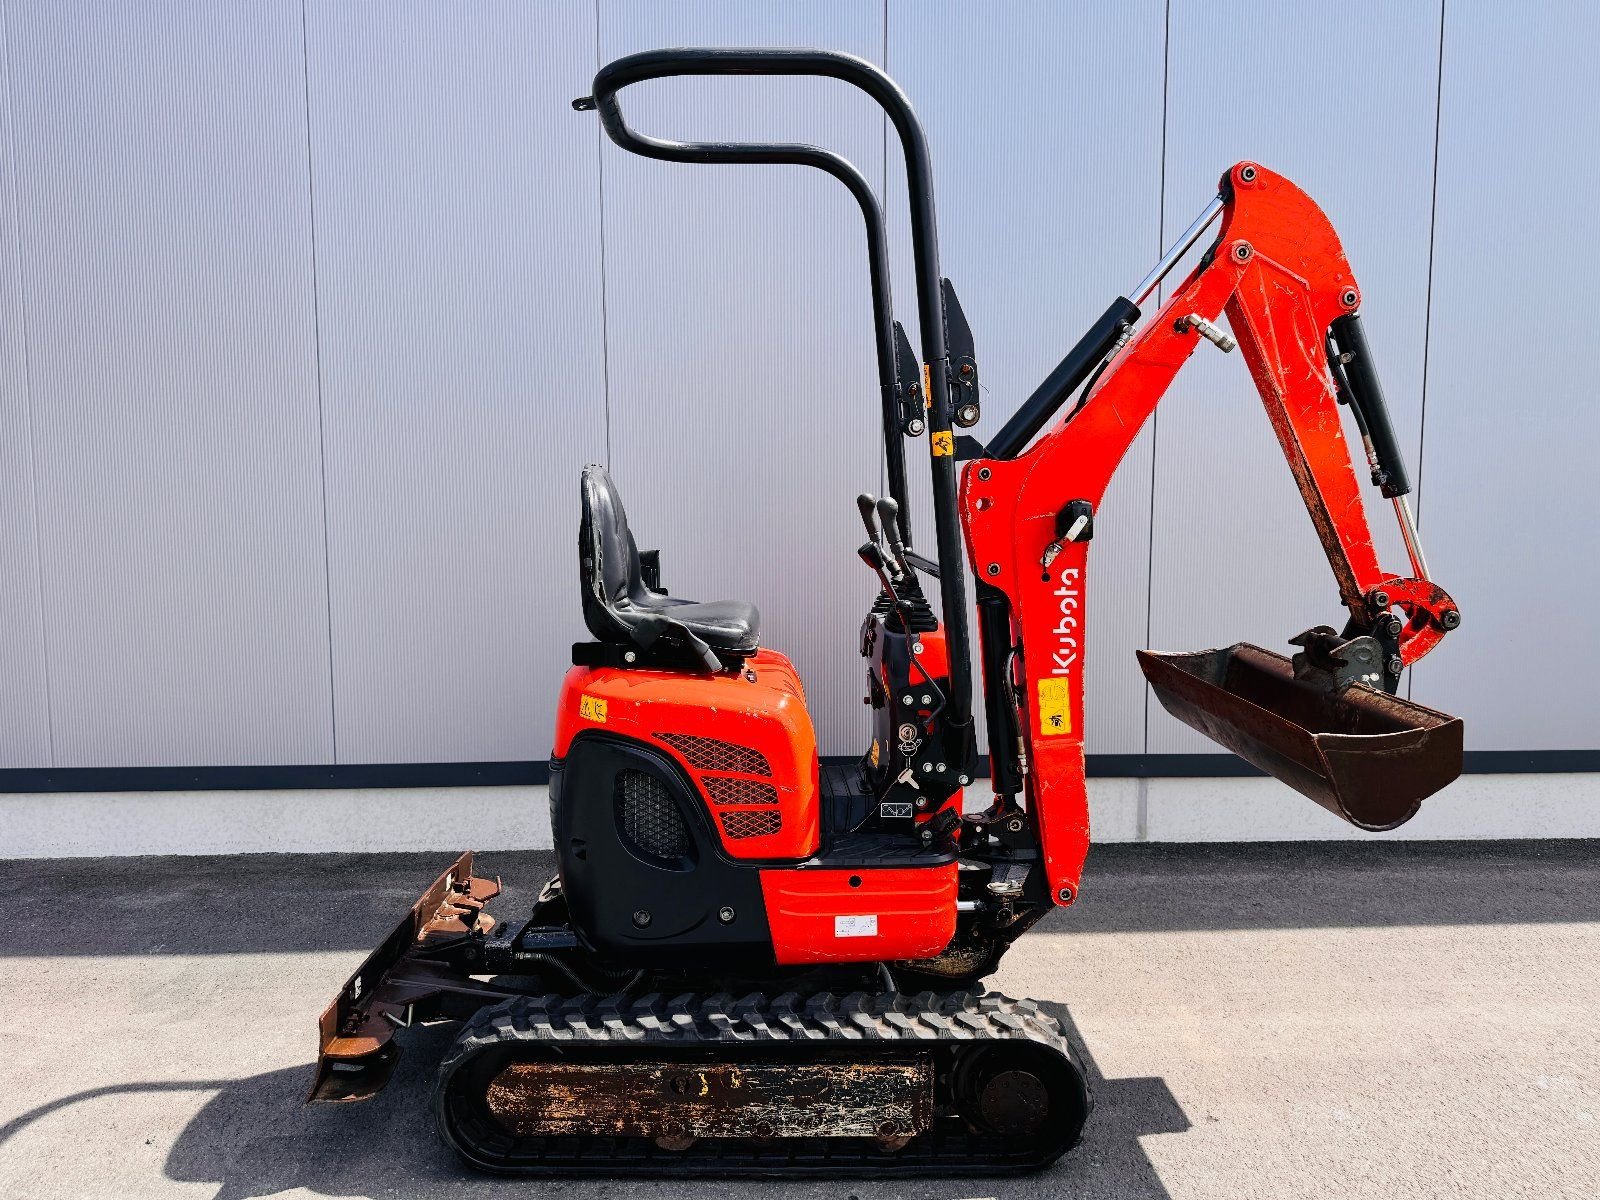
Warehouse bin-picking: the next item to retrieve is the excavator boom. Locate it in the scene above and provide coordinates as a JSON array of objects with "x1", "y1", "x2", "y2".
[{"x1": 961, "y1": 162, "x2": 1461, "y2": 904}]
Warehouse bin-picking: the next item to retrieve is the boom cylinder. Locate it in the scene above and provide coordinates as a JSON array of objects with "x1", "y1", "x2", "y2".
[{"x1": 988, "y1": 296, "x2": 1141, "y2": 460}]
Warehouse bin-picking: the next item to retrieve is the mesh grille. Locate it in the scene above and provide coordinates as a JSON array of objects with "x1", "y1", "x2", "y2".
[
  {"x1": 656, "y1": 733, "x2": 770, "y2": 776},
  {"x1": 615, "y1": 769, "x2": 689, "y2": 860},
  {"x1": 701, "y1": 776, "x2": 779, "y2": 806},
  {"x1": 720, "y1": 809, "x2": 782, "y2": 839}
]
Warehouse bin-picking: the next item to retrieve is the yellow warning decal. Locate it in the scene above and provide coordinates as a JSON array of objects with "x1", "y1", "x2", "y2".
[
  {"x1": 869, "y1": 739, "x2": 881, "y2": 767},
  {"x1": 1036, "y1": 678, "x2": 1073, "y2": 736},
  {"x1": 931, "y1": 430, "x2": 954, "y2": 457},
  {"x1": 922, "y1": 362, "x2": 933, "y2": 408},
  {"x1": 578, "y1": 694, "x2": 608, "y2": 723}
]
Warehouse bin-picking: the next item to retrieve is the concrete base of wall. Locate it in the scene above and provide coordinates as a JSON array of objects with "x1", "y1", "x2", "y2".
[{"x1": 3, "y1": 772, "x2": 1597, "y2": 858}]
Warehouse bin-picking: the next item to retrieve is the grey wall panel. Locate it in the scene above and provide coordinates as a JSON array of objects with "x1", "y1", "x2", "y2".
[
  {"x1": 5, "y1": 1, "x2": 333, "y2": 766},
  {"x1": 0, "y1": 1, "x2": 1585, "y2": 776},
  {"x1": 885, "y1": 0, "x2": 1167, "y2": 755},
  {"x1": 599, "y1": 1, "x2": 888, "y2": 755},
  {"x1": 1147, "y1": 0, "x2": 1443, "y2": 752},
  {"x1": 1409, "y1": 3, "x2": 1597, "y2": 748},
  {"x1": 0, "y1": 7, "x2": 52, "y2": 766},
  {"x1": 306, "y1": 1, "x2": 606, "y2": 763}
]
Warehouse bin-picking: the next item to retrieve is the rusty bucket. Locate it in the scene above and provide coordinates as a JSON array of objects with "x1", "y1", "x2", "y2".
[{"x1": 1137, "y1": 643, "x2": 1462, "y2": 830}]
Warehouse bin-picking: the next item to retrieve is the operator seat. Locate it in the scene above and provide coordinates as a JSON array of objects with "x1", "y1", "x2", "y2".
[{"x1": 578, "y1": 464, "x2": 760, "y2": 670}]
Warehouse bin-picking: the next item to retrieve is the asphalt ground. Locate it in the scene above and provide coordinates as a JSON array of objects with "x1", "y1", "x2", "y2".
[{"x1": 0, "y1": 840, "x2": 1595, "y2": 1199}]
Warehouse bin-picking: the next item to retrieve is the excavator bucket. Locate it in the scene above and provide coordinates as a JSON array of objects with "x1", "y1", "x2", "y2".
[{"x1": 1137, "y1": 644, "x2": 1462, "y2": 830}]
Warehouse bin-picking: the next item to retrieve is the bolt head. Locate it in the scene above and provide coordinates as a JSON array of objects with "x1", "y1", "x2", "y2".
[
  {"x1": 623, "y1": 650, "x2": 637, "y2": 663},
  {"x1": 1442, "y1": 609, "x2": 1461, "y2": 630},
  {"x1": 921, "y1": 762, "x2": 933, "y2": 773},
  {"x1": 1239, "y1": 163, "x2": 1259, "y2": 182},
  {"x1": 912, "y1": 641, "x2": 925, "y2": 654},
  {"x1": 632, "y1": 910, "x2": 651, "y2": 928},
  {"x1": 903, "y1": 694, "x2": 915, "y2": 705},
  {"x1": 978, "y1": 467, "x2": 992, "y2": 481},
  {"x1": 1007, "y1": 817, "x2": 1024, "y2": 833},
  {"x1": 1233, "y1": 241, "x2": 1253, "y2": 261},
  {"x1": 915, "y1": 797, "x2": 928, "y2": 809},
  {"x1": 986, "y1": 562, "x2": 1001, "y2": 576},
  {"x1": 907, "y1": 418, "x2": 926, "y2": 436},
  {"x1": 1371, "y1": 590, "x2": 1391, "y2": 609},
  {"x1": 718, "y1": 906, "x2": 736, "y2": 923},
  {"x1": 958, "y1": 774, "x2": 970, "y2": 785},
  {"x1": 1341, "y1": 288, "x2": 1360, "y2": 308},
  {"x1": 1057, "y1": 887, "x2": 1075, "y2": 904},
  {"x1": 1387, "y1": 655, "x2": 1404, "y2": 675}
]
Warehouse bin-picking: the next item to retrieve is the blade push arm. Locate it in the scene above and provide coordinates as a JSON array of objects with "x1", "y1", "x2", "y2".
[{"x1": 959, "y1": 162, "x2": 1459, "y2": 904}]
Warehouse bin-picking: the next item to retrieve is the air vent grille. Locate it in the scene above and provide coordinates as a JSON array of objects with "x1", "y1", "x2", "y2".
[
  {"x1": 656, "y1": 733, "x2": 770, "y2": 776},
  {"x1": 615, "y1": 769, "x2": 689, "y2": 860},
  {"x1": 720, "y1": 809, "x2": 782, "y2": 839},
  {"x1": 701, "y1": 776, "x2": 779, "y2": 806}
]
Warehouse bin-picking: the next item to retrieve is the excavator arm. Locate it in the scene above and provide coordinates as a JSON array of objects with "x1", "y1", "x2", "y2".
[{"x1": 960, "y1": 163, "x2": 1462, "y2": 905}]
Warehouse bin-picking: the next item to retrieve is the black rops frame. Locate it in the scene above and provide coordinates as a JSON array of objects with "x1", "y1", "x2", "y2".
[{"x1": 581, "y1": 47, "x2": 977, "y2": 742}]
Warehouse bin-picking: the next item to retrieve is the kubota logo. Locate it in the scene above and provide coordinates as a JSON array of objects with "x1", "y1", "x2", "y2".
[{"x1": 1049, "y1": 566, "x2": 1080, "y2": 676}]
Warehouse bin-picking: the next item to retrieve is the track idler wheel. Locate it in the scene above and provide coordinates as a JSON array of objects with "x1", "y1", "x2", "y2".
[{"x1": 952, "y1": 1043, "x2": 1089, "y2": 1145}]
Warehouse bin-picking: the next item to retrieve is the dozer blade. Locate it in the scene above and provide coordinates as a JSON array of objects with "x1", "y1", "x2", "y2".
[
  {"x1": 1137, "y1": 644, "x2": 1462, "y2": 830},
  {"x1": 309, "y1": 851, "x2": 506, "y2": 1103}
]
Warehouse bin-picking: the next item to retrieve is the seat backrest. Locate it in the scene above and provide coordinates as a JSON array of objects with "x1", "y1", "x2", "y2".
[{"x1": 579, "y1": 463, "x2": 644, "y2": 643}]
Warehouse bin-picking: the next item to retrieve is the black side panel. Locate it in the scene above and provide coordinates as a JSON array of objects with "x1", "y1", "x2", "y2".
[{"x1": 552, "y1": 734, "x2": 774, "y2": 965}]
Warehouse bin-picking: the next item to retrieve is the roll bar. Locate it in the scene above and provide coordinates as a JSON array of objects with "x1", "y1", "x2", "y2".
[
  {"x1": 578, "y1": 53, "x2": 908, "y2": 547},
  {"x1": 579, "y1": 48, "x2": 975, "y2": 735}
]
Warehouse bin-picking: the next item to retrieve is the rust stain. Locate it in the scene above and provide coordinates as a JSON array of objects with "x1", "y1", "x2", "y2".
[{"x1": 485, "y1": 1058, "x2": 933, "y2": 1140}]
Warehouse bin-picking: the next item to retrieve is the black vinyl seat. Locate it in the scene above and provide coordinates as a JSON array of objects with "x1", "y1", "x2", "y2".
[{"x1": 578, "y1": 464, "x2": 760, "y2": 670}]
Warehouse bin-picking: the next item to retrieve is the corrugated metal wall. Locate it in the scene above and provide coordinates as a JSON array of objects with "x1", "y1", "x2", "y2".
[{"x1": 0, "y1": 0, "x2": 1586, "y2": 769}]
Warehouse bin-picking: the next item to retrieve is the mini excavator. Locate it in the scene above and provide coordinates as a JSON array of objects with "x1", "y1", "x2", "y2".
[{"x1": 310, "y1": 49, "x2": 1463, "y2": 1177}]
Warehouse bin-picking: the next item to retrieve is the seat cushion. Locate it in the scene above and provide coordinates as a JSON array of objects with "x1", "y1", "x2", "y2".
[{"x1": 643, "y1": 596, "x2": 760, "y2": 653}]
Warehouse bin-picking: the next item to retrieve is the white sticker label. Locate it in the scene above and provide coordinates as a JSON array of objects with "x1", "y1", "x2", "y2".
[{"x1": 834, "y1": 914, "x2": 878, "y2": 938}]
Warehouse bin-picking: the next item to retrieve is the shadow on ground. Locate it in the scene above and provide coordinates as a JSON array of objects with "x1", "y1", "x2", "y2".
[
  {"x1": 0, "y1": 1004, "x2": 1186, "y2": 1200},
  {"x1": 7, "y1": 840, "x2": 1598, "y2": 958}
]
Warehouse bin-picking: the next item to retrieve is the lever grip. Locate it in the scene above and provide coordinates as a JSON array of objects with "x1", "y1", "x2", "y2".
[
  {"x1": 876, "y1": 497, "x2": 913, "y2": 580},
  {"x1": 875, "y1": 496, "x2": 903, "y2": 550},
  {"x1": 856, "y1": 492, "x2": 882, "y2": 542}
]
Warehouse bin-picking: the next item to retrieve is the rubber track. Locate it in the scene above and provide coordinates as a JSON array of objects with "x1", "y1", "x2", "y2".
[{"x1": 433, "y1": 989, "x2": 1089, "y2": 1178}]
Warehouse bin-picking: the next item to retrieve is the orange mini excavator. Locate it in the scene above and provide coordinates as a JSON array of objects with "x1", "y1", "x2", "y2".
[{"x1": 310, "y1": 49, "x2": 1462, "y2": 1177}]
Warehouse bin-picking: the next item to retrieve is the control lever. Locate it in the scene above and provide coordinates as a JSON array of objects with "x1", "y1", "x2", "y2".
[
  {"x1": 856, "y1": 493, "x2": 902, "y2": 582},
  {"x1": 875, "y1": 496, "x2": 914, "y2": 581},
  {"x1": 856, "y1": 492, "x2": 884, "y2": 543}
]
